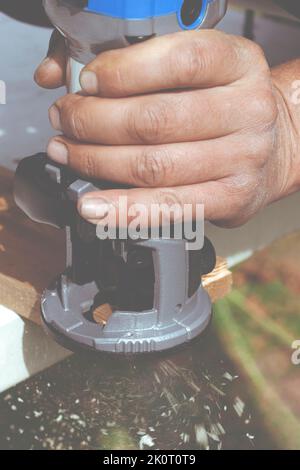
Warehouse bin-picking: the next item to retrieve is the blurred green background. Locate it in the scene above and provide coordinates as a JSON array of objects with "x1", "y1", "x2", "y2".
[{"x1": 215, "y1": 232, "x2": 300, "y2": 449}]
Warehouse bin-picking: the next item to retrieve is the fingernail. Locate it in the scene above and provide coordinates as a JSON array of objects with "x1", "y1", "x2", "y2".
[
  {"x1": 47, "y1": 139, "x2": 68, "y2": 165},
  {"x1": 80, "y1": 71, "x2": 98, "y2": 95},
  {"x1": 49, "y1": 105, "x2": 62, "y2": 131},
  {"x1": 80, "y1": 199, "x2": 111, "y2": 219}
]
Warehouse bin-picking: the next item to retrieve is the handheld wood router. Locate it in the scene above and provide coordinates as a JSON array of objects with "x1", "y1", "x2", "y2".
[{"x1": 14, "y1": 0, "x2": 227, "y2": 354}]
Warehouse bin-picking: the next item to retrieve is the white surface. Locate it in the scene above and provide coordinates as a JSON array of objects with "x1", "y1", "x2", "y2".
[
  {"x1": 1, "y1": 6, "x2": 300, "y2": 392},
  {"x1": 0, "y1": 306, "x2": 69, "y2": 394}
]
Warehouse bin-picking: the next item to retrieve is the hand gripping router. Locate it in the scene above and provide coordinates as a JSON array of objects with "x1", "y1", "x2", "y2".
[{"x1": 14, "y1": 0, "x2": 227, "y2": 354}]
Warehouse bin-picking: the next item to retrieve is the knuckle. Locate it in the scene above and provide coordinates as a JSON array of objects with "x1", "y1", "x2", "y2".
[
  {"x1": 97, "y1": 54, "x2": 127, "y2": 96},
  {"x1": 171, "y1": 36, "x2": 213, "y2": 86},
  {"x1": 248, "y1": 89, "x2": 278, "y2": 127},
  {"x1": 220, "y1": 173, "x2": 265, "y2": 224},
  {"x1": 232, "y1": 173, "x2": 256, "y2": 194},
  {"x1": 63, "y1": 97, "x2": 89, "y2": 140},
  {"x1": 133, "y1": 148, "x2": 174, "y2": 187},
  {"x1": 111, "y1": 65, "x2": 128, "y2": 95},
  {"x1": 261, "y1": 91, "x2": 278, "y2": 124},
  {"x1": 71, "y1": 113, "x2": 87, "y2": 140},
  {"x1": 243, "y1": 134, "x2": 273, "y2": 167},
  {"x1": 81, "y1": 150, "x2": 97, "y2": 179},
  {"x1": 221, "y1": 174, "x2": 251, "y2": 206},
  {"x1": 171, "y1": 38, "x2": 204, "y2": 84},
  {"x1": 128, "y1": 102, "x2": 169, "y2": 144},
  {"x1": 155, "y1": 188, "x2": 183, "y2": 208},
  {"x1": 238, "y1": 36, "x2": 264, "y2": 61},
  {"x1": 245, "y1": 38, "x2": 264, "y2": 58},
  {"x1": 249, "y1": 42, "x2": 266, "y2": 65},
  {"x1": 234, "y1": 36, "x2": 268, "y2": 75}
]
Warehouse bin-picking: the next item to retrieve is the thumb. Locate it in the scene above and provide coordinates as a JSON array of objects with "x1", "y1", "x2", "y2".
[{"x1": 34, "y1": 29, "x2": 66, "y2": 89}]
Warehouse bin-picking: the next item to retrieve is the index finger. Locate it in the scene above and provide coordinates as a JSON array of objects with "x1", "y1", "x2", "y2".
[
  {"x1": 80, "y1": 30, "x2": 259, "y2": 98},
  {"x1": 34, "y1": 29, "x2": 66, "y2": 89}
]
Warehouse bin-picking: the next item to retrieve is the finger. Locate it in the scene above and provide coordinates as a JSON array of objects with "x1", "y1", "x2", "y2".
[
  {"x1": 34, "y1": 29, "x2": 66, "y2": 89},
  {"x1": 79, "y1": 31, "x2": 258, "y2": 97},
  {"x1": 47, "y1": 134, "x2": 252, "y2": 187},
  {"x1": 77, "y1": 182, "x2": 233, "y2": 227},
  {"x1": 50, "y1": 86, "x2": 252, "y2": 145}
]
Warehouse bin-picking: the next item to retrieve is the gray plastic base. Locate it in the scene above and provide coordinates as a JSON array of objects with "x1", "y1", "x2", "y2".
[{"x1": 41, "y1": 276, "x2": 212, "y2": 354}]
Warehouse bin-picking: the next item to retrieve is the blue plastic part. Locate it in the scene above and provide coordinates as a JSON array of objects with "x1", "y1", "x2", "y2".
[
  {"x1": 86, "y1": 0, "x2": 213, "y2": 27},
  {"x1": 87, "y1": 0, "x2": 180, "y2": 19}
]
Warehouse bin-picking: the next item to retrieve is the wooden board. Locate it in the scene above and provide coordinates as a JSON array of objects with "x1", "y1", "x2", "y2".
[
  {"x1": 0, "y1": 167, "x2": 232, "y2": 326},
  {"x1": 0, "y1": 166, "x2": 65, "y2": 324}
]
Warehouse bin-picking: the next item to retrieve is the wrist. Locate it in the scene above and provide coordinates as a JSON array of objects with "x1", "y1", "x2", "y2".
[{"x1": 271, "y1": 62, "x2": 300, "y2": 201}]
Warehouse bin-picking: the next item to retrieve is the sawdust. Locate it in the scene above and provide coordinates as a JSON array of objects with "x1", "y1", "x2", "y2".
[{"x1": 0, "y1": 332, "x2": 267, "y2": 450}]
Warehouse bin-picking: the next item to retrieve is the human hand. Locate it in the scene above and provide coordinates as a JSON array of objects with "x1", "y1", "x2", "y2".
[{"x1": 35, "y1": 30, "x2": 299, "y2": 228}]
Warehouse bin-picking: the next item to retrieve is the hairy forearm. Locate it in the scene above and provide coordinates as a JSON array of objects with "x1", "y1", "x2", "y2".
[{"x1": 271, "y1": 59, "x2": 300, "y2": 200}]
